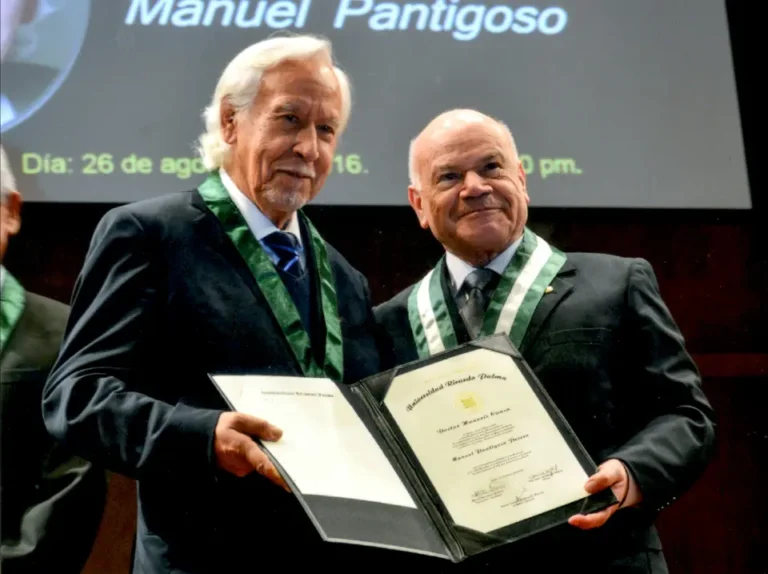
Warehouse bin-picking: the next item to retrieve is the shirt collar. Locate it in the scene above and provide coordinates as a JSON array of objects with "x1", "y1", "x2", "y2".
[
  {"x1": 219, "y1": 168, "x2": 302, "y2": 245},
  {"x1": 0, "y1": 265, "x2": 5, "y2": 295},
  {"x1": 445, "y1": 235, "x2": 523, "y2": 294}
]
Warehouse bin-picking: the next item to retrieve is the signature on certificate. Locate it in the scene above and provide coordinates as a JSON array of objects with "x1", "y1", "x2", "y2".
[
  {"x1": 498, "y1": 484, "x2": 531, "y2": 508},
  {"x1": 516, "y1": 486, "x2": 529, "y2": 504},
  {"x1": 528, "y1": 465, "x2": 563, "y2": 482},
  {"x1": 471, "y1": 477, "x2": 508, "y2": 502}
]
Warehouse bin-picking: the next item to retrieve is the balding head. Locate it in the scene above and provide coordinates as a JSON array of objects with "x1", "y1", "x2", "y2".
[
  {"x1": 406, "y1": 108, "x2": 529, "y2": 267},
  {"x1": 409, "y1": 109, "x2": 518, "y2": 189}
]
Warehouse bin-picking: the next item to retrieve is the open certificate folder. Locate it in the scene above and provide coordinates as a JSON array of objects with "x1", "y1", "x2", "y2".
[{"x1": 209, "y1": 334, "x2": 616, "y2": 562}]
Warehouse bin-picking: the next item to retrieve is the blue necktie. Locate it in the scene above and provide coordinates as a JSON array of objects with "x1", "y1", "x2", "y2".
[
  {"x1": 262, "y1": 231, "x2": 311, "y2": 332},
  {"x1": 262, "y1": 231, "x2": 302, "y2": 278}
]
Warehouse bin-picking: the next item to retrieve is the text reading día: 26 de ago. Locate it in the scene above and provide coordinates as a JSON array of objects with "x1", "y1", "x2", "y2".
[{"x1": 22, "y1": 153, "x2": 369, "y2": 179}]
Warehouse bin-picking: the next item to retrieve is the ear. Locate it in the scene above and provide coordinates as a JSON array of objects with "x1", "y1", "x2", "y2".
[
  {"x1": 408, "y1": 186, "x2": 430, "y2": 229},
  {"x1": 220, "y1": 98, "x2": 237, "y2": 145},
  {"x1": 2, "y1": 190, "x2": 22, "y2": 236},
  {"x1": 518, "y1": 162, "x2": 530, "y2": 204}
]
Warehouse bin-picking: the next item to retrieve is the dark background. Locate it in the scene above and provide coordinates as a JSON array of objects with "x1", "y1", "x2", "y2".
[{"x1": 4, "y1": 0, "x2": 765, "y2": 572}]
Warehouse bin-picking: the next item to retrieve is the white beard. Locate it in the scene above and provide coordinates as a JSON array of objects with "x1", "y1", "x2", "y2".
[{"x1": 263, "y1": 186, "x2": 307, "y2": 213}]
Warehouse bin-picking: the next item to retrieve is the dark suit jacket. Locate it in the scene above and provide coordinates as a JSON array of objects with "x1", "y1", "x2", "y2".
[
  {"x1": 1, "y1": 290, "x2": 106, "y2": 574},
  {"x1": 374, "y1": 253, "x2": 716, "y2": 573},
  {"x1": 42, "y1": 190, "x2": 390, "y2": 573}
]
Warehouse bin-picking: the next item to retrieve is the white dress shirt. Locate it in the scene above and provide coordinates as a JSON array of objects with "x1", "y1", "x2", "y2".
[
  {"x1": 219, "y1": 168, "x2": 306, "y2": 270},
  {"x1": 445, "y1": 235, "x2": 523, "y2": 295}
]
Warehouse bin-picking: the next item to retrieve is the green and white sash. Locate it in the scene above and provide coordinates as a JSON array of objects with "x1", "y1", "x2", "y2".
[
  {"x1": 0, "y1": 271, "x2": 26, "y2": 354},
  {"x1": 407, "y1": 227, "x2": 566, "y2": 358},
  {"x1": 198, "y1": 171, "x2": 344, "y2": 382}
]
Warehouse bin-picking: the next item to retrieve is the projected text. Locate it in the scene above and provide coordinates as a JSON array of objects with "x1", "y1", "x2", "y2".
[
  {"x1": 20, "y1": 153, "x2": 371, "y2": 180},
  {"x1": 124, "y1": 0, "x2": 569, "y2": 41},
  {"x1": 20, "y1": 152, "x2": 578, "y2": 180}
]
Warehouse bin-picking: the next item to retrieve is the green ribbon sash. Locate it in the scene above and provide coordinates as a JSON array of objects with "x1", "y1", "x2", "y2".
[
  {"x1": 198, "y1": 171, "x2": 343, "y2": 382},
  {"x1": 0, "y1": 271, "x2": 26, "y2": 354},
  {"x1": 407, "y1": 227, "x2": 566, "y2": 358}
]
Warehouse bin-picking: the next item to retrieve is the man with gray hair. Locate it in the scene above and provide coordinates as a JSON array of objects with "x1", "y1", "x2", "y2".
[
  {"x1": 374, "y1": 109, "x2": 716, "y2": 572},
  {"x1": 42, "y1": 35, "x2": 392, "y2": 573},
  {"x1": 0, "y1": 145, "x2": 106, "y2": 573}
]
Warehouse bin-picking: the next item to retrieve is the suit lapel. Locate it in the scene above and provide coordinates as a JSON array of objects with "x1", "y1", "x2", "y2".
[
  {"x1": 0, "y1": 296, "x2": 52, "y2": 375},
  {"x1": 298, "y1": 215, "x2": 327, "y2": 365},
  {"x1": 433, "y1": 255, "x2": 576, "y2": 356},
  {"x1": 190, "y1": 190, "x2": 309, "y2": 370},
  {"x1": 190, "y1": 190, "x2": 269, "y2": 306},
  {"x1": 426, "y1": 256, "x2": 575, "y2": 356},
  {"x1": 518, "y1": 259, "x2": 576, "y2": 355},
  {"x1": 0, "y1": 303, "x2": 28, "y2": 372}
]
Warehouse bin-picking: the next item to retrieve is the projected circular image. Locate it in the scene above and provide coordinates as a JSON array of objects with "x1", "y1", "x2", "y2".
[{"x1": 0, "y1": 0, "x2": 91, "y2": 134}]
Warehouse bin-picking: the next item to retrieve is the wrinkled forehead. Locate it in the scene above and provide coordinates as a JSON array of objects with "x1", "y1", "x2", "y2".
[
  {"x1": 421, "y1": 121, "x2": 513, "y2": 170},
  {"x1": 255, "y1": 57, "x2": 342, "y2": 125}
]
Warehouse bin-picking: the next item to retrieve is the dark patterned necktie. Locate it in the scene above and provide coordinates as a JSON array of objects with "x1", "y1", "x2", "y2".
[
  {"x1": 262, "y1": 231, "x2": 302, "y2": 278},
  {"x1": 457, "y1": 268, "x2": 499, "y2": 339}
]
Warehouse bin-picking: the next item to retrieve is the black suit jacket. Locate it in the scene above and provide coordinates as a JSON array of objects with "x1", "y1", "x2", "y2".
[
  {"x1": 41, "y1": 189, "x2": 393, "y2": 573},
  {"x1": 1, "y1": 290, "x2": 106, "y2": 574},
  {"x1": 374, "y1": 253, "x2": 716, "y2": 573}
]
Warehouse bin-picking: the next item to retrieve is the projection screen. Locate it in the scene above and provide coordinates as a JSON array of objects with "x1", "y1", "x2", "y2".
[{"x1": 0, "y1": 0, "x2": 751, "y2": 208}]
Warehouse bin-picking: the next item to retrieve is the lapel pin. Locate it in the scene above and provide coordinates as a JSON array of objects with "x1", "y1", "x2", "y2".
[{"x1": 545, "y1": 285, "x2": 554, "y2": 294}]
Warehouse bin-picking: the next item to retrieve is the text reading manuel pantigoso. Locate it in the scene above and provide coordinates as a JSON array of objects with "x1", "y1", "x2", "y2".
[{"x1": 125, "y1": 0, "x2": 569, "y2": 42}]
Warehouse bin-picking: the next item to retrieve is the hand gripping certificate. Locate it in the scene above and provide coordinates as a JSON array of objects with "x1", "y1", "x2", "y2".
[{"x1": 209, "y1": 334, "x2": 615, "y2": 562}]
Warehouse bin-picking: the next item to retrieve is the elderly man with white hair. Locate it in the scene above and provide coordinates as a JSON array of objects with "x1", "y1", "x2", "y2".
[
  {"x1": 42, "y1": 36, "x2": 392, "y2": 573},
  {"x1": 1, "y1": 145, "x2": 106, "y2": 573}
]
